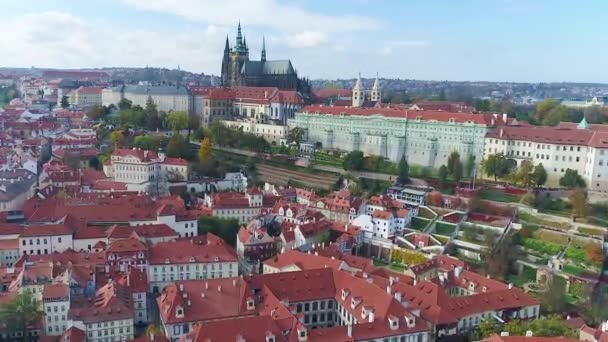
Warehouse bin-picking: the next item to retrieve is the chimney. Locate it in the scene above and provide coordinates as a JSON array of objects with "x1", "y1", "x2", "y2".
[
  {"x1": 179, "y1": 283, "x2": 184, "y2": 291},
  {"x1": 500, "y1": 128, "x2": 504, "y2": 137},
  {"x1": 218, "y1": 285, "x2": 222, "y2": 292},
  {"x1": 150, "y1": 332, "x2": 155, "y2": 341},
  {"x1": 500, "y1": 332, "x2": 509, "y2": 337},
  {"x1": 126, "y1": 273, "x2": 130, "y2": 287},
  {"x1": 525, "y1": 331, "x2": 533, "y2": 337},
  {"x1": 347, "y1": 324, "x2": 353, "y2": 338},
  {"x1": 233, "y1": 279, "x2": 237, "y2": 287},
  {"x1": 503, "y1": 113, "x2": 507, "y2": 123},
  {"x1": 205, "y1": 282, "x2": 209, "y2": 289},
  {"x1": 386, "y1": 285, "x2": 392, "y2": 295},
  {"x1": 394, "y1": 292, "x2": 402, "y2": 303},
  {"x1": 508, "y1": 283, "x2": 513, "y2": 289}
]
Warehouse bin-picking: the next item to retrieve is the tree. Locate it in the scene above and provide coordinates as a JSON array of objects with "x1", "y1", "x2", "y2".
[
  {"x1": 397, "y1": 155, "x2": 409, "y2": 184},
  {"x1": 438, "y1": 165, "x2": 449, "y2": 185},
  {"x1": 89, "y1": 156, "x2": 101, "y2": 170},
  {"x1": 144, "y1": 324, "x2": 165, "y2": 339},
  {"x1": 167, "y1": 111, "x2": 189, "y2": 132},
  {"x1": 584, "y1": 106, "x2": 608, "y2": 124},
  {"x1": 465, "y1": 155, "x2": 475, "y2": 177},
  {"x1": 166, "y1": 133, "x2": 191, "y2": 159},
  {"x1": 134, "y1": 135, "x2": 161, "y2": 151},
  {"x1": 559, "y1": 169, "x2": 586, "y2": 188},
  {"x1": 453, "y1": 160, "x2": 463, "y2": 183},
  {"x1": 145, "y1": 174, "x2": 169, "y2": 197},
  {"x1": 110, "y1": 130, "x2": 125, "y2": 147},
  {"x1": 87, "y1": 104, "x2": 108, "y2": 120},
  {"x1": 513, "y1": 160, "x2": 534, "y2": 187},
  {"x1": 447, "y1": 151, "x2": 460, "y2": 176},
  {"x1": 198, "y1": 216, "x2": 240, "y2": 246},
  {"x1": 542, "y1": 277, "x2": 567, "y2": 314},
  {"x1": 478, "y1": 319, "x2": 499, "y2": 339},
  {"x1": 531, "y1": 163, "x2": 548, "y2": 186},
  {"x1": 0, "y1": 290, "x2": 44, "y2": 341},
  {"x1": 60, "y1": 95, "x2": 69, "y2": 109},
  {"x1": 568, "y1": 189, "x2": 589, "y2": 218},
  {"x1": 287, "y1": 127, "x2": 305, "y2": 147},
  {"x1": 118, "y1": 98, "x2": 132, "y2": 110},
  {"x1": 198, "y1": 137, "x2": 212, "y2": 169},
  {"x1": 481, "y1": 153, "x2": 511, "y2": 181},
  {"x1": 143, "y1": 96, "x2": 163, "y2": 131},
  {"x1": 342, "y1": 151, "x2": 364, "y2": 171}
]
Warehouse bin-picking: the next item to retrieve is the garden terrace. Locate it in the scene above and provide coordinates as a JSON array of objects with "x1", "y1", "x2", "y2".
[
  {"x1": 442, "y1": 211, "x2": 464, "y2": 224},
  {"x1": 479, "y1": 188, "x2": 523, "y2": 203},
  {"x1": 518, "y1": 211, "x2": 571, "y2": 231},
  {"x1": 409, "y1": 217, "x2": 432, "y2": 231},
  {"x1": 577, "y1": 226, "x2": 606, "y2": 237},
  {"x1": 434, "y1": 221, "x2": 457, "y2": 236},
  {"x1": 417, "y1": 206, "x2": 438, "y2": 219},
  {"x1": 467, "y1": 212, "x2": 510, "y2": 228},
  {"x1": 457, "y1": 223, "x2": 499, "y2": 247}
]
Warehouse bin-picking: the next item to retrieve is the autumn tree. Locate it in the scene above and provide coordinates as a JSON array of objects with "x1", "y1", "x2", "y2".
[
  {"x1": 568, "y1": 189, "x2": 589, "y2": 218},
  {"x1": 447, "y1": 151, "x2": 460, "y2": 176},
  {"x1": 438, "y1": 165, "x2": 449, "y2": 185},
  {"x1": 198, "y1": 137, "x2": 212, "y2": 171},
  {"x1": 86, "y1": 104, "x2": 108, "y2": 120},
  {"x1": 287, "y1": 127, "x2": 305, "y2": 147},
  {"x1": 166, "y1": 133, "x2": 191, "y2": 159},
  {"x1": 110, "y1": 130, "x2": 125, "y2": 147},
  {"x1": 513, "y1": 160, "x2": 534, "y2": 187},
  {"x1": 534, "y1": 99, "x2": 571, "y2": 126}
]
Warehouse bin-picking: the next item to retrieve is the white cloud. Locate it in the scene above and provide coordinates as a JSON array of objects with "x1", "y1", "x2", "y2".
[
  {"x1": 0, "y1": 11, "x2": 225, "y2": 73},
  {"x1": 122, "y1": 0, "x2": 382, "y2": 34},
  {"x1": 286, "y1": 31, "x2": 328, "y2": 48}
]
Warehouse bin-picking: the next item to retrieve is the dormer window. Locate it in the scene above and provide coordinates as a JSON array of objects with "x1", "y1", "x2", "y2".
[
  {"x1": 246, "y1": 297, "x2": 255, "y2": 310},
  {"x1": 176, "y1": 306, "x2": 184, "y2": 318},
  {"x1": 341, "y1": 288, "x2": 350, "y2": 301}
]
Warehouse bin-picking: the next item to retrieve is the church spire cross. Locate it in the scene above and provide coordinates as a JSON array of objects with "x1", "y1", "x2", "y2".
[{"x1": 236, "y1": 21, "x2": 243, "y2": 48}]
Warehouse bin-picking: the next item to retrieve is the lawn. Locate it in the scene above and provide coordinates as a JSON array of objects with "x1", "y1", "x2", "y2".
[
  {"x1": 507, "y1": 265, "x2": 537, "y2": 287},
  {"x1": 372, "y1": 258, "x2": 388, "y2": 267},
  {"x1": 532, "y1": 230, "x2": 569, "y2": 244},
  {"x1": 433, "y1": 235, "x2": 449, "y2": 244},
  {"x1": 390, "y1": 263, "x2": 406, "y2": 272},
  {"x1": 435, "y1": 221, "x2": 457, "y2": 235},
  {"x1": 562, "y1": 264, "x2": 586, "y2": 276},
  {"x1": 578, "y1": 226, "x2": 606, "y2": 236},
  {"x1": 479, "y1": 188, "x2": 521, "y2": 203},
  {"x1": 418, "y1": 207, "x2": 437, "y2": 219},
  {"x1": 519, "y1": 212, "x2": 571, "y2": 231},
  {"x1": 520, "y1": 238, "x2": 562, "y2": 255},
  {"x1": 410, "y1": 217, "x2": 431, "y2": 231}
]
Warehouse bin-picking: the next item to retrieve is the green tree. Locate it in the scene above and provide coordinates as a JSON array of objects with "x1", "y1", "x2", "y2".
[
  {"x1": 198, "y1": 216, "x2": 240, "y2": 246},
  {"x1": 86, "y1": 105, "x2": 108, "y2": 120},
  {"x1": 559, "y1": 169, "x2": 586, "y2": 188},
  {"x1": 166, "y1": 133, "x2": 191, "y2": 159},
  {"x1": 118, "y1": 98, "x2": 132, "y2": 110},
  {"x1": 89, "y1": 156, "x2": 101, "y2": 170},
  {"x1": 453, "y1": 160, "x2": 463, "y2": 183},
  {"x1": 465, "y1": 155, "x2": 475, "y2": 178},
  {"x1": 447, "y1": 151, "x2": 460, "y2": 176},
  {"x1": 534, "y1": 99, "x2": 571, "y2": 126},
  {"x1": 397, "y1": 155, "x2": 409, "y2": 184},
  {"x1": 531, "y1": 163, "x2": 548, "y2": 186},
  {"x1": 60, "y1": 95, "x2": 69, "y2": 109},
  {"x1": 0, "y1": 290, "x2": 44, "y2": 341},
  {"x1": 134, "y1": 136, "x2": 161, "y2": 151},
  {"x1": 167, "y1": 111, "x2": 189, "y2": 132},
  {"x1": 287, "y1": 127, "x2": 305, "y2": 147},
  {"x1": 481, "y1": 152, "x2": 511, "y2": 181},
  {"x1": 438, "y1": 165, "x2": 449, "y2": 184},
  {"x1": 542, "y1": 278, "x2": 567, "y2": 314},
  {"x1": 343, "y1": 151, "x2": 365, "y2": 171},
  {"x1": 478, "y1": 319, "x2": 499, "y2": 339},
  {"x1": 110, "y1": 130, "x2": 125, "y2": 147}
]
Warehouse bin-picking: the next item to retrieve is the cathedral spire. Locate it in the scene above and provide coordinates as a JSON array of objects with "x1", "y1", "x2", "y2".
[
  {"x1": 236, "y1": 21, "x2": 243, "y2": 48},
  {"x1": 261, "y1": 36, "x2": 267, "y2": 62},
  {"x1": 224, "y1": 35, "x2": 230, "y2": 53},
  {"x1": 243, "y1": 36, "x2": 247, "y2": 49}
]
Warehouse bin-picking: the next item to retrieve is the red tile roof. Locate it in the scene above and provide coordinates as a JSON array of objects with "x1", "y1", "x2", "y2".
[
  {"x1": 264, "y1": 250, "x2": 343, "y2": 271},
  {"x1": 486, "y1": 125, "x2": 594, "y2": 146},
  {"x1": 182, "y1": 316, "x2": 290, "y2": 342},
  {"x1": 68, "y1": 281, "x2": 133, "y2": 323},
  {"x1": 106, "y1": 238, "x2": 147, "y2": 253},
  {"x1": 0, "y1": 224, "x2": 22, "y2": 236},
  {"x1": 148, "y1": 234, "x2": 237, "y2": 265},
  {"x1": 20, "y1": 224, "x2": 72, "y2": 237},
  {"x1": 42, "y1": 283, "x2": 70, "y2": 300},
  {"x1": 483, "y1": 334, "x2": 581, "y2": 342},
  {"x1": 133, "y1": 224, "x2": 178, "y2": 239}
]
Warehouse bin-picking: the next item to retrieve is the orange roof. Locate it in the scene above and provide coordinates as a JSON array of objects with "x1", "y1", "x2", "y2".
[
  {"x1": 106, "y1": 238, "x2": 147, "y2": 253},
  {"x1": 148, "y1": 235, "x2": 237, "y2": 265},
  {"x1": 483, "y1": 334, "x2": 581, "y2": 342},
  {"x1": 42, "y1": 283, "x2": 69, "y2": 300},
  {"x1": 20, "y1": 224, "x2": 72, "y2": 237}
]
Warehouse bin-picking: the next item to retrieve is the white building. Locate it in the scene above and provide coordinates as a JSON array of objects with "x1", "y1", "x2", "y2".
[
  {"x1": 204, "y1": 186, "x2": 271, "y2": 224},
  {"x1": 351, "y1": 209, "x2": 411, "y2": 241},
  {"x1": 67, "y1": 86, "x2": 103, "y2": 107},
  {"x1": 147, "y1": 235, "x2": 238, "y2": 293},
  {"x1": 222, "y1": 118, "x2": 288, "y2": 144},
  {"x1": 42, "y1": 284, "x2": 70, "y2": 336},
  {"x1": 484, "y1": 119, "x2": 608, "y2": 190},
  {"x1": 102, "y1": 84, "x2": 192, "y2": 113},
  {"x1": 103, "y1": 148, "x2": 189, "y2": 188},
  {"x1": 19, "y1": 224, "x2": 73, "y2": 256}
]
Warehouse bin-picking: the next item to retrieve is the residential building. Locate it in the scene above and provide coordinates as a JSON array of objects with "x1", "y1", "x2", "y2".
[
  {"x1": 67, "y1": 86, "x2": 103, "y2": 107},
  {"x1": 484, "y1": 119, "x2": 608, "y2": 190},
  {"x1": 102, "y1": 85, "x2": 192, "y2": 113},
  {"x1": 236, "y1": 221, "x2": 280, "y2": 265},
  {"x1": 386, "y1": 186, "x2": 427, "y2": 207},
  {"x1": 105, "y1": 238, "x2": 148, "y2": 273},
  {"x1": 0, "y1": 169, "x2": 37, "y2": 211},
  {"x1": 0, "y1": 239, "x2": 19, "y2": 267},
  {"x1": 147, "y1": 235, "x2": 238, "y2": 293},
  {"x1": 204, "y1": 186, "x2": 277, "y2": 224},
  {"x1": 351, "y1": 209, "x2": 411, "y2": 241},
  {"x1": 68, "y1": 281, "x2": 134, "y2": 342},
  {"x1": 19, "y1": 224, "x2": 73, "y2": 256},
  {"x1": 222, "y1": 118, "x2": 288, "y2": 144},
  {"x1": 42, "y1": 284, "x2": 70, "y2": 336}
]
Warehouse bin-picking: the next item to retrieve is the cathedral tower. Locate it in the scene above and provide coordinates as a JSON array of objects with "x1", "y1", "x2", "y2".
[{"x1": 371, "y1": 73, "x2": 381, "y2": 102}]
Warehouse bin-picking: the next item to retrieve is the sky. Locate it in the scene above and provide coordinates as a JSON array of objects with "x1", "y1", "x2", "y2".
[{"x1": 0, "y1": 0, "x2": 606, "y2": 83}]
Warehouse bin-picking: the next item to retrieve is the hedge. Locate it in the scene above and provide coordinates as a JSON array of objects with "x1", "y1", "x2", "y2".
[
  {"x1": 520, "y1": 238, "x2": 562, "y2": 255},
  {"x1": 391, "y1": 248, "x2": 428, "y2": 266}
]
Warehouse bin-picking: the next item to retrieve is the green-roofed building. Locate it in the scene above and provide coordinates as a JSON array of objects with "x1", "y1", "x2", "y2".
[{"x1": 221, "y1": 23, "x2": 302, "y2": 91}]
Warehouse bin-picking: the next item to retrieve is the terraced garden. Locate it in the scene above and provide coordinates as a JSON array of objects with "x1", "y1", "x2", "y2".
[{"x1": 256, "y1": 164, "x2": 338, "y2": 190}]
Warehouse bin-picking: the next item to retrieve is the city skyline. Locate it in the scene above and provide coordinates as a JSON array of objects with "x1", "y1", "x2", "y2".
[{"x1": 0, "y1": 0, "x2": 607, "y2": 83}]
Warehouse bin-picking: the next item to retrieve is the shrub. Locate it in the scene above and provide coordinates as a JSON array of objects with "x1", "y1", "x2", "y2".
[{"x1": 521, "y1": 238, "x2": 562, "y2": 255}]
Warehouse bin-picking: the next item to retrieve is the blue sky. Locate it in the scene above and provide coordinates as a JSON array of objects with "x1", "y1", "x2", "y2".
[{"x1": 0, "y1": 0, "x2": 606, "y2": 83}]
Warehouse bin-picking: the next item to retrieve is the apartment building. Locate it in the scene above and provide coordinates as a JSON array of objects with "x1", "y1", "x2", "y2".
[
  {"x1": 42, "y1": 284, "x2": 70, "y2": 336},
  {"x1": 204, "y1": 186, "x2": 277, "y2": 224},
  {"x1": 351, "y1": 208, "x2": 412, "y2": 241},
  {"x1": 19, "y1": 224, "x2": 73, "y2": 256},
  {"x1": 67, "y1": 86, "x2": 103, "y2": 107},
  {"x1": 104, "y1": 148, "x2": 189, "y2": 186},
  {"x1": 102, "y1": 85, "x2": 192, "y2": 113}
]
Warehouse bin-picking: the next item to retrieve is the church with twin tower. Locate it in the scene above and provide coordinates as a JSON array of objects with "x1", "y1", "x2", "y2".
[{"x1": 221, "y1": 23, "x2": 308, "y2": 91}]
